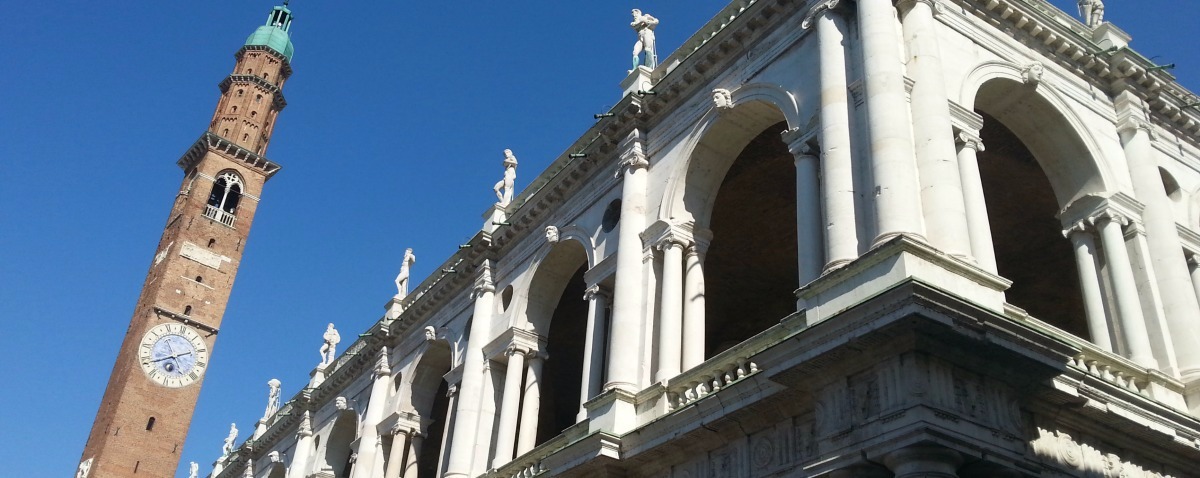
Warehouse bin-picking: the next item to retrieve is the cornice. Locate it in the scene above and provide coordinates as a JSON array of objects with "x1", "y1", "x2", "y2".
[
  {"x1": 235, "y1": 44, "x2": 294, "y2": 79},
  {"x1": 218, "y1": 74, "x2": 288, "y2": 111},
  {"x1": 177, "y1": 132, "x2": 282, "y2": 179}
]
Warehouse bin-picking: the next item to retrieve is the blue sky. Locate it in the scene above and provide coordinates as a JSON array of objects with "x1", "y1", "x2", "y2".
[{"x1": 1, "y1": 1, "x2": 1197, "y2": 477}]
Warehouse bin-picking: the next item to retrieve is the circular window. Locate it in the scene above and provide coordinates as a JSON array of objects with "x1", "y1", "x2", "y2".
[{"x1": 601, "y1": 199, "x2": 622, "y2": 233}]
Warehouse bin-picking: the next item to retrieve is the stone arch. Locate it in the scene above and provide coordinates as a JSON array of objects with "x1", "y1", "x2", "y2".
[
  {"x1": 959, "y1": 61, "x2": 1114, "y2": 205},
  {"x1": 522, "y1": 238, "x2": 590, "y2": 336},
  {"x1": 321, "y1": 409, "x2": 358, "y2": 478},
  {"x1": 661, "y1": 84, "x2": 798, "y2": 229}
]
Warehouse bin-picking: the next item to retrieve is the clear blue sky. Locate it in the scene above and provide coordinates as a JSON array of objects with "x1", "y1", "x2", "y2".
[{"x1": 1, "y1": 1, "x2": 1197, "y2": 477}]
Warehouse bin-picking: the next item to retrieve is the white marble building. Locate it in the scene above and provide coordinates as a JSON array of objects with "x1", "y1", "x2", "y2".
[{"x1": 208, "y1": 0, "x2": 1200, "y2": 477}]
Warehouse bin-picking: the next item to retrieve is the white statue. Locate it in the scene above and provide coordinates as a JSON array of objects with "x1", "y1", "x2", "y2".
[
  {"x1": 394, "y1": 248, "x2": 416, "y2": 299},
  {"x1": 1078, "y1": 0, "x2": 1104, "y2": 28},
  {"x1": 631, "y1": 9, "x2": 660, "y2": 70},
  {"x1": 222, "y1": 423, "x2": 238, "y2": 457},
  {"x1": 76, "y1": 458, "x2": 92, "y2": 478},
  {"x1": 188, "y1": 462, "x2": 199, "y2": 478},
  {"x1": 263, "y1": 378, "x2": 282, "y2": 419},
  {"x1": 545, "y1": 226, "x2": 559, "y2": 243},
  {"x1": 493, "y1": 149, "x2": 518, "y2": 207},
  {"x1": 320, "y1": 323, "x2": 341, "y2": 366}
]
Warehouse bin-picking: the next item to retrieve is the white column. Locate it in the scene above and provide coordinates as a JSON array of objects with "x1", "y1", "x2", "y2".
[
  {"x1": 491, "y1": 347, "x2": 527, "y2": 469},
  {"x1": 444, "y1": 263, "x2": 496, "y2": 478},
  {"x1": 786, "y1": 142, "x2": 825, "y2": 286},
  {"x1": 681, "y1": 245, "x2": 706, "y2": 370},
  {"x1": 383, "y1": 428, "x2": 409, "y2": 478},
  {"x1": 858, "y1": 0, "x2": 926, "y2": 245},
  {"x1": 1065, "y1": 223, "x2": 1113, "y2": 352},
  {"x1": 655, "y1": 239, "x2": 685, "y2": 382},
  {"x1": 435, "y1": 386, "x2": 457, "y2": 478},
  {"x1": 401, "y1": 433, "x2": 424, "y2": 478},
  {"x1": 1094, "y1": 213, "x2": 1158, "y2": 368},
  {"x1": 578, "y1": 287, "x2": 609, "y2": 420},
  {"x1": 351, "y1": 349, "x2": 393, "y2": 478},
  {"x1": 515, "y1": 353, "x2": 545, "y2": 456},
  {"x1": 956, "y1": 131, "x2": 997, "y2": 272},
  {"x1": 287, "y1": 412, "x2": 314, "y2": 478},
  {"x1": 806, "y1": 2, "x2": 858, "y2": 270},
  {"x1": 607, "y1": 130, "x2": 650, "y2": 392},
  {"x1": 1119, "y1": 115, "x2": 1200, "y2": 379},
  {"x1": 1188, "y1": 255, "x2": 1200, "y2": 309},
  {"x1": 900, "y1": 0, "x2": 971, "y2": 258}
]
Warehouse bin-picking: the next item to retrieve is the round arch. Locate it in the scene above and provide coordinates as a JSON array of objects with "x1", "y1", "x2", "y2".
[
  {"x1": 959, "y1": 61, "x2": 1114, "y2": 206},
  {"x1": 521, "y1": 239, "x2": 590, "y2": 336}
]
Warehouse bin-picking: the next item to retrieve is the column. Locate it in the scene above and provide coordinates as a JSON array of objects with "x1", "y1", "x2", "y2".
[
  {"x1": 1094, "y1": 213, "x2": 1158, "y2": 368},
  {"x1": 516, "y1": 353, "x2": 545, "y2": 455},
  {"x1": 351, "y1": 349, "x2": 392, "y2": 478},
  {"x1": 884, "y1": 445, "x2": 962, "y2": 478},
  {"x1": 806, "y1": 1, "x2": 859, "y2": 269},
  {"x1": 383, "y1": 427, "x2": 410, "y2": 478},
  {"x1": 435, "y1": 386, "x2": 457, "y2": 478},
  {"x1": 1188, "y1": 255, "x2": 1200, "y2": 309},
  {"x1": 785, "y1": 141, "x2": 825, "y2": 286},
  {"x1": 1119, "y1": 114, "x2": 1200, "y2": 379},
  {"x1": 656, "y1": 238, "x2": 685, "y2": 382},
  {"x1": 858, "y1": 0, "x2": 926, "y2": 245},
  {"x1": 401, "y1": 433, "x2": 424, "y2": 478},
  {"x1": 579, "y1": 287, "x2": 610, "y2": 420},
  {"x1": 901, "y1": 0, "x2": 971, "y2": 257},
  {"x1": 491, "y1": 347, "x2": 528, "y2": 468},
  {"x1": 1065, "y1": 223, "x2": 1113, "y2": 352},
  {"x1": 956, "y1": 131, "x2": 997, "y2": 272},
  {"x1": 607, "y1": 130, "x2": 650, "y2": 392},
  {"x1": 286, "y1": 412, "x2": 314, "y2": 478},
  {"x1": 444, "y1": 262, "x2": 496, "y2": 478},
  {"x1": 681, "y1": 245, "x2": 706, "y2": 370}
]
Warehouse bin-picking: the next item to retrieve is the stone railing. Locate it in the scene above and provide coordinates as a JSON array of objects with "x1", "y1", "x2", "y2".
[
  {"x1": 489, "y1": 420, "x2": 590, "y2": 478},
  {"x1": 1005, "y1": 306, "x2": 1187, "y2": 411},
  {"x1": 203, "y1": 204, "x2": 236, "y2": 227},
  {"x1": 662, "y1": 324, "x2": 780, "y2": 411}
]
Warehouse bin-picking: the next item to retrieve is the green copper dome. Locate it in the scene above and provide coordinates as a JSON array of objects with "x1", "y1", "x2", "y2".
[{"x1": 244, "y1": 5, "x2": 294, "y2": 61}]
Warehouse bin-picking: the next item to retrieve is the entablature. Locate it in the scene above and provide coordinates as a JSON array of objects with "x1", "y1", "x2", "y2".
[{"x1": 177, "y1": 132, "x2": 282, "y2": 179}]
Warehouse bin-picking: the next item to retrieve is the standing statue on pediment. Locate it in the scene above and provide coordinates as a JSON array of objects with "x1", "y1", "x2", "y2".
[
  {"x1": 263, "y1": 378, "x2": 282, "y2": 419},
  {"x1": 394, "y1": 248, "x2": 417, "y2": 299},
  {"x1": 320, "y1": 323, "x2": 341, "y2": 367},
  {"x1": 222, "y1": 423, "x2": 238, "y2": 457},
  {"x1": 631, "y1": 9, "x2": 660, "y2": 70},
  {"x1": 493, "y1": 149, "x2": 518, "y2": 207},
  {"x1": 76, "y1": 458, "x2": 92, "y2": 478},
  {"x1": 188, "y1": 462, "x2": 199, "y2": 478},
  {"x1": 1078, "y1": 0, "x2": 1104, "y2": 28}
]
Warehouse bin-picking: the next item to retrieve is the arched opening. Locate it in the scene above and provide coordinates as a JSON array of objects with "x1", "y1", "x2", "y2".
[
  {"x1": 183, "y1": 305, "x2": 192, "y2": 316},
  {"x1": 524, "y1": 241, "x2": 589, "y2": 445},
  {"x1": 703, "y1": 121, "x2": 799, "y2": 356},
  {"x1": 145, "y1": 417, "x2": 155, "y2": 431},
  {"x1": 408, "y1": 344, "x2": 452, "y2": 478},
  {"x1": 972, "y1": 78, "x2": 1108, "y2": 340},
  {"x1": 323, "y1": 411, "x2": 357, "y2": 478},
  {"x1": 206, "y1": 172, "x2": 243, "y2": 223}
]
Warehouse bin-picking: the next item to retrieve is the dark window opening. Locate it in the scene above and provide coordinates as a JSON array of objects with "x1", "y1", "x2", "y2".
[
  {"x1": 207, "y1": 239, "x2": 216, "y2": 248},
  {"x1": 195, "y1": 276, "x2": 203, "y2": 284},
  {"x1": 183, "y1": 305, "x2": 192, "y2": 315},
  {"x1": 146, "y1": 417, "x2": 156, "y2": 431},
  {"x1": 206, "y1": 173, "x2": 244, "y2": 216},
  {"x1": 601, "y1": 200, "x2": 621, "y2": 233}
]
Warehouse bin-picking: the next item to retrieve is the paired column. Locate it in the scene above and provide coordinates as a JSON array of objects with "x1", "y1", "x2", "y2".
[
  {"x1": 858, "y1": 0, "x2": 926, "y2": 245},
  {"x1": 403, "y1": 433, "x2": 424, "y2": 478},
  {"x1": 681, "y1": 245, "x2": 706, "y2": 370},
  {"x1": 492, "y1": 347, "x2": 529, "y2": 468},
  {"x1": 1118, "y1": 114, "x2": 1200, "y2": 379},
  {"x1": 900, "y1": 0, "x2": 972, "y2": 257},
  {"x1": 286, "y1": 412, "x2": 314, "y2": 478},
  {"x1": 785, "y1": 140, "x2": 825, "y2": 286},
  {"x1": 516, "y1": 353, "x2": 545, "y2": 455},
  {"x1": 444, "y1": 262, "x2": 496, "y2": 478},
  {"x1": 1093, "y1": 212, "x2": 1158, "y2": 368},
  {"x1": 579, "y1": 287, "x2": 610, "y2": 419},
  {"x1": 350, "y1": 348, "x2": 393, "y2": 478},
  {"x1": 1064, "y1": 222, "x2": 1114, "y2": 351},
  {"x1": 655, "y1": 238, "x2": 686, "y2": 382},
  {"x1": 805, "y1": 1, "x2": 858, "y2": 270},
  {"x1": 956, "y1": 131, "x2": 997, "y2": 272},
  {"x1": 607, "y1": 130, "x2": 650, "y2": 392}
]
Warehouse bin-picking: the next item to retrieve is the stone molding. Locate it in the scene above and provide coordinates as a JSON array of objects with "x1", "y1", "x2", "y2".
[{"x1": 482, "y1": 326, "x2": 544, "y2": 363}]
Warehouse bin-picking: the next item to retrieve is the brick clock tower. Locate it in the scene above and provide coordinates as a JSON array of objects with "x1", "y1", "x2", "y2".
[{"x1": 78, "y1": 5, "x2": 295, "y2": 477}]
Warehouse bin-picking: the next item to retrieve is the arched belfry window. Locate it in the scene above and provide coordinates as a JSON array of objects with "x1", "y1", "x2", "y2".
[{"x1": 204, "y1": 172, "x2": 243, "y2": 227}]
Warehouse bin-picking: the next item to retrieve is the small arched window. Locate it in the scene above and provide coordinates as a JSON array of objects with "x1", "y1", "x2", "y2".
[
  {"x1": 250, "y1": 111, "x2": 257, "y2": 118},
  {"x1": 242, "y1": 133, "x2": 249, "y2": 142},
  {"x1": 231, "y1": 105, "x2": 238, "y2": 113},
  {"x1": 206, "y1": 172, "x2": 244, "y2": 223},
  {"x1": 146, "y1": 417, "x2": 156, "y2": 431},
  {"x1": 263, "y1": 72, "x2": 269, "y2": 80},
  {"x1": 247, "y1": 68, "x2": 253, "y2": 75},
  {"x1": 256, "y1": 94, "x2": 263, "y2": 103},
  {"x1": 237, "y1": 89, "x2": 244, "y2": 97},
  {"x1": 195, "y1": 276, "x2": 203, "y2": 284},
  {"x1": 222, "y1": 128, "x2": 230, "y2": 137},
  {"x1": 183, "y1": 305, "x2": 192, "y2": 315},
  {"x1": 207, "y1": 239, "x2": 216, "y2": 248}
]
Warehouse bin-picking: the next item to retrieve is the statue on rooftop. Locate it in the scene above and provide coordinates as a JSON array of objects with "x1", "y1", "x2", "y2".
[
  {"x1": 493, "y1": 149, "x2": 518, "y2": 207},
  {"x1": 263, "y1": 378, "x2": 282, "y2": 419},
  {"x1": 1078, "y1": 0, "x2": 1104, "y2": 28},
  {"x1": 222, "y1": 423, "x2": 238, "y2": 457},
  {"x1": 320, "y1": 323, "x2": 341, "y2": 367},
  {"x1": 76, "y1": 458, "x2": 92, "y2": 478},
  {"x1": 188, "y1": 462, "x2": 199, "y2": 478},
  {"x1": 631, "y1": 9, "x2": 660, "y2": 70},
  {"x1": 394, "y1": 248, "x2": 417, "y2": 299}
]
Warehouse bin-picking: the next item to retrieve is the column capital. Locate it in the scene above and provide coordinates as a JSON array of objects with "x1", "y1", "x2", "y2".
[
  {"x1": 1063, "y1": 219, "x2": 1096, "y2": 239},
  {"x1": 897, "y1": 0, "x2": 943, "y2": 17},
  {"x1": 616, "y1": 129, "x2": 649, "y2": 177},
  {"x1": 504, "y1": 344, "x2": 532, "y2": 358},
  {"x1": 373, "y1": 347, "x2": 391, "y2": 378},
  {"x1": 883, "y1": 445, "x2": 963, "y2": 478},
  {"x1": 654, "y1": 233, "x2": 689, "y2": 251},
  {"x1": 446, "y1": 383, "x2": 459, "y2": 398},
  {"x1": 583, "y1": 285, "x2": 612, "y2": 302},
  {"x1": 524, "y1": 350, "x2": 549, "y2": 362},
  {"x1": 1089, "y1": 208, "x2": 1131, "y2": 229},
  {"x1": 1187, "y1": 252, "x2": 1200, "y2": 268},
  {"x1": 801, "y1": 0, "x2": 844, "y2": 30},
  {"x1": 781, "y1": 127, "x2": 817, "y2": 156},
  {"x1": 1117, "y1": 115, "x2": 1155, "y2": 137},
  {"x1": 955, "y1": 131, "x2": 985, "y2": 152},
  {"x1": 471, "y1": 260, "x2": 496, "y2": 298}
]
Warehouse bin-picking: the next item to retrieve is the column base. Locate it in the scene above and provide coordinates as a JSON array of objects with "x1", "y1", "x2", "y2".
[{"x1": 585, "y1": 387, "x2": 639, "y2": 435}]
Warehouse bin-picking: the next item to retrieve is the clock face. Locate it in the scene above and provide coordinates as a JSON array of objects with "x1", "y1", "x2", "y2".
[{"x1": 139, "y1": 323, "x2": 209, "y2": 388}]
